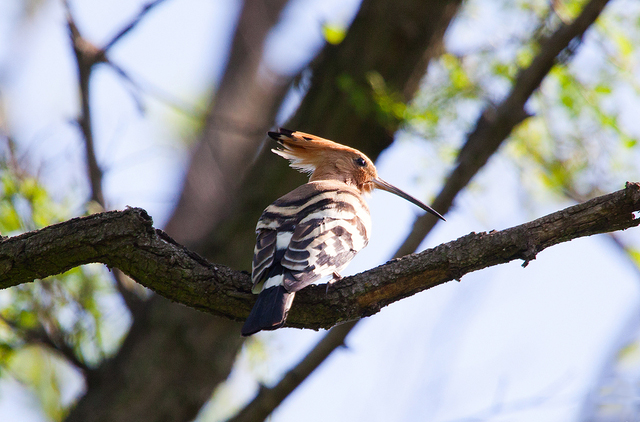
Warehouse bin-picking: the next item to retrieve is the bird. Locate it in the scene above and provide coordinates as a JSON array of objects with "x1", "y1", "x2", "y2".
[{"x1": 241, "y1": 128, "x2": 445, "y2": 336}]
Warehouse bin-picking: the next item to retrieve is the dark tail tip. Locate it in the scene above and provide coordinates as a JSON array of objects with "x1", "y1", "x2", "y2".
[{"x1": 241, "y1": 286, "x2": 295, "y2": 336}]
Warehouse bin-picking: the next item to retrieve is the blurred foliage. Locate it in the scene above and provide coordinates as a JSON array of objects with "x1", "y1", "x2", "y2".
[
  {"x1": 0, "y1": 146, "x2": 66, "y2": 235},
  {"x1": 321, "y1": 23, "x2": 347, "y2": 45},
  {"x1": 0, "y1": 139, "x2": 129, "y2": 420},
  {"x1": 396, "y1": 0, "x2": 640, "y2": 201}
]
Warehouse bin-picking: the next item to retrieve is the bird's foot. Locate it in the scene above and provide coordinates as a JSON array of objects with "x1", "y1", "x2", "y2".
[{"x1": 325, "y1": 272, "x2": 343, "y2": 294}]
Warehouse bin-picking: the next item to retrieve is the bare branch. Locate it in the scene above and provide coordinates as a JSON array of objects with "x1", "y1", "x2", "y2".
[
  {"x1": 395, "y1": 0, "x2": 612, "y2": 257},
  {"x1": 66, "y1": 5, "x2": 105, "y2": 207},
  {"x1": 102, "y1": 0, "x2": 168, "y2": 52},
  {"x1": 2, "y1": 183, "x2": 638, "y2": 329},
  {"x1": 64, "y1": 0, "x2": 169, "y2": 208}
]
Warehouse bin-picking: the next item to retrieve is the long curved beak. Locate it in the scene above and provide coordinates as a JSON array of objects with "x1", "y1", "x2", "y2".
[{"x1": 373, "y1": 178, "x2": 446, "y2": 221}]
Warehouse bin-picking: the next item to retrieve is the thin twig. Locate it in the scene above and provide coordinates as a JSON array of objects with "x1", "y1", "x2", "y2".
[{"x1": 102, "y1": 0, "x2": 168, "y2": 52}]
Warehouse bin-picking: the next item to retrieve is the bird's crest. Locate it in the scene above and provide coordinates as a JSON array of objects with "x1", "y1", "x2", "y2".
[
  {"x1": 267, "y1": 128, "x2": 378, "y2": 193},
  {"x1": 268, "y1": 129, "x2": 356, "y2": 172}
]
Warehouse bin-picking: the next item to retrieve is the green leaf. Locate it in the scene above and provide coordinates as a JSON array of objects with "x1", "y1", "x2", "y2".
[
  {"x1": 321, "y1": 23, "x2": 347, "y2": 45},
  {"x1": 613, "y1": 32, "x2": 634, "y2": 58},
  {"x1": 628, "y1": 248, "x2": 640, "y2": 268},
  {"x1": 594, "y1": 84, "x2": 612, "y2": 95}
]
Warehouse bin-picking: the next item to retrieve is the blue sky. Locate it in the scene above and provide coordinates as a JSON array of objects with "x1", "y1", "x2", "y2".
[{"x1": 1, "y1": 0, "x2": 639, "y2": 421}]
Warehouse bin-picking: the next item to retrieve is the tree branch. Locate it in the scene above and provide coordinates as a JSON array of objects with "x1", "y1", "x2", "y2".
[
  {"x1": 65, "y1": 4, "x2": 105, "y2": 207},
  {"x1": 102, "y1": 0, "x2": 168, "y2": 53},
  {"x1": 395, "y1": 0, "x2": 612, "y2": 257},
  {"x1": 2, "y1": 183, "x2": 638, "y2": 329}
]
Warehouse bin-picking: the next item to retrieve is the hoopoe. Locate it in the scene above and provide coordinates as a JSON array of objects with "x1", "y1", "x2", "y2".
[{"x1": 241, "y1": 128, "x2": 445, "y2": 336}]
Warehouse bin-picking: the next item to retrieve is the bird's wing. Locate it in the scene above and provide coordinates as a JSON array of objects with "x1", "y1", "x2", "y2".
[
  {"x1": 253, "y1": 181, "x2": 371, "y2": 293},
  {"x1": 251, "y1": 228, "x2": 277, "y2": 293},
  {"x1": 281, "y1": 212, "x2": 369, "y2": 292}
]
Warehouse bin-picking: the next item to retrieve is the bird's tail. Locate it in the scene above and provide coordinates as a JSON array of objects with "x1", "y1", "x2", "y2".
[{"x1": 241, "y1": 286, "x2": 295, "y2": 336}]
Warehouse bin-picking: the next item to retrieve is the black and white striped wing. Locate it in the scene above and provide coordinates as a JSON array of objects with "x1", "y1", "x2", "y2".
[
  {"x1": 281, "y1": 212, "x2": 370, "y2": 292},
  {"x1": 251, "y1": 228, "x2": 277, "y2": 293},
  {"x1": 252, "y1": 180, "x2": 371, "y2": 294}
]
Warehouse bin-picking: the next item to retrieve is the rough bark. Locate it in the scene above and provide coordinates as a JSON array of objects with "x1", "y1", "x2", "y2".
[{"x1": 4, "y1": 182, "x2": 638, "y2": 330}]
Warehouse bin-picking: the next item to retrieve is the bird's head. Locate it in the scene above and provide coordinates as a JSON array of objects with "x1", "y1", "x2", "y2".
[{"x1": 267, "y1": 128, "x2": 445, "y2": 221}]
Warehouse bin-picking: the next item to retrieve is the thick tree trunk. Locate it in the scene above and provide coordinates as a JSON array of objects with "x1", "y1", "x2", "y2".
[
  {"x1": 64, "y1": 0, "x2": 462, "y2": 420},
  {"x1": 65, "y1": 1, "x2": 289, "y2": 420},
  {"x1": 65, "y1": 295, "x2": 244, "y2": 422}
]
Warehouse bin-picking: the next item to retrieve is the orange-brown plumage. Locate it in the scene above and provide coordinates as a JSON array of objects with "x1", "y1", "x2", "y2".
[{"x1": 269, "y1": 129, "x2": 378, "y2": 194}]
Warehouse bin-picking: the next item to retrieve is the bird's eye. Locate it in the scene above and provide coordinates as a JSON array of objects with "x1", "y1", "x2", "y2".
[{"x1": 354, "y1": 157, "x2": 367, "y2": 167}]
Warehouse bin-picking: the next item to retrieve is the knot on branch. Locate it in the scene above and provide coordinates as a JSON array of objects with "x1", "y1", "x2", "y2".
[
  {"x1": 520, "y1": 241, "x2": 538, "y2": 268},
  {"x1": 625, "y1": 181, "x2": 640, "y2": 207}
]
